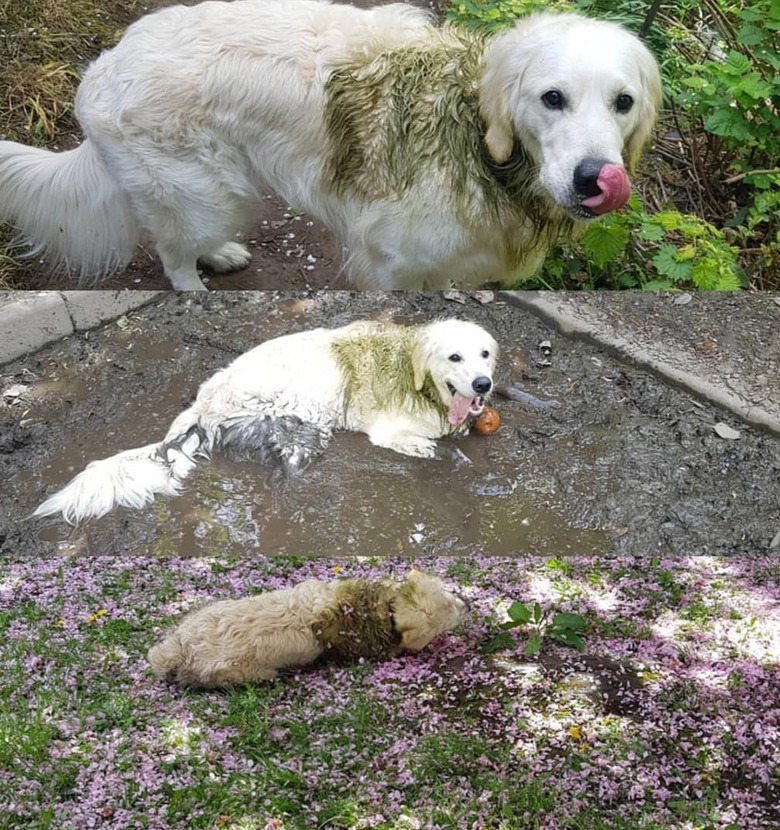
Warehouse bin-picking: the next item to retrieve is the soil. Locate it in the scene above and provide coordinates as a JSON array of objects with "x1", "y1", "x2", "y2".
[{"x1": 1, "y1": 291, "x2": 778, "y2": 563}]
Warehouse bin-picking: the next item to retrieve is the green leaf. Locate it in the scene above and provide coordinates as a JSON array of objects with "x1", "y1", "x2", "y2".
[
  {"x1": 523, "y1": 632, "x2": 543, "y2": 655},
  {"x1": 532, "y1": 603, "x2": 543, "y2": 624},
  {"x1": 652, "y1": 245, "x2": 693, "y2": 282},
  {"x1": 580, "y1": 222, "x2": 629, "y2": 267},
  {"x1": 551, "y1": 612, "x2": 587, "y2": 631},
  {"x1": 704, "y1": 109, "x2": 753, "y2": 141},
  {"x1": 484, "y1": 632, "x2": 515, "y2": 653},
  {"x1": 506, "y1": 601, "x2": 532, "y2": 624},
  {"x1": 551, "y1": 631, "x2": 586, "y2": 652},
  {"x1": 722, "y1": 50, "x2": 752, "y2": 75},
  {"x1": 638, "y1": 221, "x2": 666, "y2": 242}
]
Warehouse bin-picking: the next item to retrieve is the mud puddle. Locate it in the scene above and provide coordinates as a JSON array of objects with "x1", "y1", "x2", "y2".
[{"x1": 2, "y1": 291, "x2": 778, "y2": 560}]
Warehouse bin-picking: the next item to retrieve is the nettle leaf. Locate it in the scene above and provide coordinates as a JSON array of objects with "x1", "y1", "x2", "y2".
[
  {"x1": 722, "y1": 50, "x2": 752, "y2": 75},
  {"x1": 552, "y1": 612, "x2": 587, "y2": 631},
  {"x1": 734, "y1": 74, "x2": 774, "y2": 101},
  {"x1": 532, "y1": 603, "x2": 543, "y2": 624},
  {"x1": 580, "y1": 222, "x2": 629, "y2": 267},
  {"x1": 704, "y1": 110, "x2": 753, "y2": 141},
  {"x1": 506, "y1": 601, "x2": 532, "y2": 624},
  {"x1": 638, "y1": 220, "x2": 666, "y2": 242},
  {"x1": 737, "y1": 24, "x2": 766, "y2": 46},
  {"x1": 551, "y1": 631, "x2": 587, "y2": 652},
  {"x1": 652, "y1": 245, "x2": 693, "y2": 282},
  {"x1": 523, "y1": 632, "x2": 543, "y2": 656}
]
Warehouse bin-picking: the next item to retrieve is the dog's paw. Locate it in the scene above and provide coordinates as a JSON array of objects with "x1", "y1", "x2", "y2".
[
  {"x1": 200, "y1": 242, "x2": 252, "y2": 273},
  {"x1": 388, "y1": 436, "x2": 438, "y2": 459}
]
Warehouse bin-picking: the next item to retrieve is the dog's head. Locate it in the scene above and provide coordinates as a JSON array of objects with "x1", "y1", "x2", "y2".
[
  {"x1": 479, "y1": 13, "x2": 661, "y2": 220},
  {"x1": 412, "y1": 319, "x2": 498, "y2": 427},
  {"x1": 393, "y1": 570, "x2": 469, "y2": 652}
]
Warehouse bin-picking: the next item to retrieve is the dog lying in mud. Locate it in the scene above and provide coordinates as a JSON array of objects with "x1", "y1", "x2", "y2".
[
  {"x1": 33, "y1": 318, "x2": 497, "y2": 524},
  {"x1": 147, "y1": 570, "x2": 469, "y2": 687},
  {"x1": 0, "y1": 0, "x2": 660, "y2": 289}
]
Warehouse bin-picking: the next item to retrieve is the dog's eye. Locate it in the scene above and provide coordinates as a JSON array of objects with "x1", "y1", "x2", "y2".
[
  {"x1": 615, "y1": 93, "x2": 634, "y2": 113},
  {"x1": 542, "y1": 90, "x2": 565, "y2": 110},
  {"x1": 481, "y1": 350, "x2": 490, "y2": 359},
  {"x1": 448, "y1": 353, "x2": 462, "y2": 363}
]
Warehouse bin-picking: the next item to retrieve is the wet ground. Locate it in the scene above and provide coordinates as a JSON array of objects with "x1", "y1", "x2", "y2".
[{"x1": 1, "y1": 291, "x2": 778, "y2": 561}]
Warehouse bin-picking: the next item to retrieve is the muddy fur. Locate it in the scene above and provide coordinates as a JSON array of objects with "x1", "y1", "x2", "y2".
[
  {"x1": 147, "y1": 570, "x2": 468, "y2": 688},
  {"x1": 331, "y1": 323, "x2": 452, "y2": 425},
  {"x1": 325, "y1": 31, "x2": 570, "y2": 265},
  {"x1": 33, "y1": 318, "x2": 496, "y2": 524},
  {"x1": 0, "y1": 0, "x2": 660, "y2": 290}
]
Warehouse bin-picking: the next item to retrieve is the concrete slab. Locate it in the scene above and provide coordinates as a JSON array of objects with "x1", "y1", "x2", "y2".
[{"x1": 0, "y1": 290, "x2": 165, "y2": 365}]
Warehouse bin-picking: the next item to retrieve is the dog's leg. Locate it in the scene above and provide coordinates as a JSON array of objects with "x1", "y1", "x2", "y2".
[
  {"x1": 156, "y1": 244, "x2": 208, "y2": 291},
  {"x1": 200, "y1": 242, "x2": 252, "y2": 273},
  {"x1": 367, "y1": 418, "x2": 438, "y2": 459}
]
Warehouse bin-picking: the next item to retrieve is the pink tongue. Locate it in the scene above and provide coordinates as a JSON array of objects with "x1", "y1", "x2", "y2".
[
  {"x1": 448, "y1": 392, "x2": 474, "y2": 426},
  {"x1": 581, "y1": 164, "x2": 631, "y2": 214}
]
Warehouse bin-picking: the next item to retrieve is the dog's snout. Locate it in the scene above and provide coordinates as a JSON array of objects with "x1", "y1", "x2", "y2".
[
  {"x1": 454, "y1": 591, "x2": 471, "y2": 611},
  {"x1": 573, "y1": 158, "x2": 608, "y2": 197},
  {"x1": 472, "y1": 376, "x2": 492, "y2": 395}
]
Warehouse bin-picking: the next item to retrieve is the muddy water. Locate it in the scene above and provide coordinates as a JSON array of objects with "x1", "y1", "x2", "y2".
[
  {"x1": 32, "y1": 382, "x2": 610, "y2": 559},
  {"x1": 3, "y1": 291, "x2": 778, "y2": 560}
]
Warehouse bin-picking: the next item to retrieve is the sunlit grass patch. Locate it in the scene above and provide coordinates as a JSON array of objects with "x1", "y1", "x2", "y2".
[{"x1": 0, "y1": 553, "x2": 777, "y2": 828}]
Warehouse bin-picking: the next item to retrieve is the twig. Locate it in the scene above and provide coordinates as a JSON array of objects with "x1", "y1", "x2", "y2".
[{"x1": 724, "y1": 168, "x2": 780, "y2": 185}]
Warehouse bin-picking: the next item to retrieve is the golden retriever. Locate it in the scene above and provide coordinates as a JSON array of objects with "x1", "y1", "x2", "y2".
[
  {"x1": 0, "y1": 0, "x2": 661, "y2": 289},
  {"x1": 147, "y1": 570, "x2": 469, "y2": 687},
  {"x1": 33, "y1": 318, "x2": 497, "y2": 524}
]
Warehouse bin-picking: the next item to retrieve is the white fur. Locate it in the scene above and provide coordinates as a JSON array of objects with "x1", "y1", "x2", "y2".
[
  {"x1": 147, "y1": 570, "x2": 468, "y2": 687},
  {"x1": 33, "y1": 318, "x2": 497, "y2": 524},
  {"x1": 0, "y1": 0, "x2": 660, "y2": 289}
]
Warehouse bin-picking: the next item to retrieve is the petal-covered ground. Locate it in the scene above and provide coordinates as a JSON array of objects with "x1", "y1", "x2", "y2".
[{"x1": 1, "y1": 554, "x2": 778, "y2": 829}]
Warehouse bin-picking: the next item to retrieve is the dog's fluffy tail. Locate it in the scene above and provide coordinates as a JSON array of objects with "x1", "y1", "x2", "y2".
[
  {"x1": 0, "y1": 139, "x2": 138, "y2": 283},
  {"x1": 33, "y1": 425, "x2": 208, "y2": 525}
]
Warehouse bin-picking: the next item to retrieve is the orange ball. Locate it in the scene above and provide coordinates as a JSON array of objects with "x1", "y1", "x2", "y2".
[{"x1": 473, "y1": 406, "x2": 500, "y2": 435}]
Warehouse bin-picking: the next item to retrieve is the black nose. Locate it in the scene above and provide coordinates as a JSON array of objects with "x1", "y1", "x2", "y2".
[
  {"x1": 573, "y1": 157, "x2": 608, "y2": 197},
  {"x1": 472, "y1": 376, "x2": 492, "y2": 395}
]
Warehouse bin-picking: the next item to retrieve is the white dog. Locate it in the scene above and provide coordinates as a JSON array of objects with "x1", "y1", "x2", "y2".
[
  {"x1": 0, "y1": 0, "x2": 661, "y2": 290},
  {"x1": 148, "y1": 569, "x2": 469, "y2": 687},
  {"x1": 33, "y1": 318, "x2": 497, "y2": 524}
]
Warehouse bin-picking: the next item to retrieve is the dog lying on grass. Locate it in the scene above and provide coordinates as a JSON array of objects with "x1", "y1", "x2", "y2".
[{"x1": 147, "y1": 570, "x2": 468, "y2": 687}]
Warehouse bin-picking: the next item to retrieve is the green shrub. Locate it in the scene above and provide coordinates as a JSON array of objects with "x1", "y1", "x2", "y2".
[{"x1": 448, "y1": 0, "x2": 777, "y2": 289}]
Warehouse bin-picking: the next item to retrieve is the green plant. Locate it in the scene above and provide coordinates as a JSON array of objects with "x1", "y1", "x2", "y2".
[
  {"x1": 671, "y1": 0, "x2": 780, "y2": 287},
  {"x1": 533, "y1": 195, "x2": 743, "y2": 290},
  {"x1": 486, "y1": 601, "x2": 587, "y2": 655}
]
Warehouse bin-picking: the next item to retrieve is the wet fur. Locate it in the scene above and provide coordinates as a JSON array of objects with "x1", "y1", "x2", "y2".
[
  {"x1": 147, "y1": 570, "x2": 468, "y2": 687},
  {"x1": 33, "y1": 318, "x2": 497, "y2": 524},
  {"x1": 0, "y1": 0, "x2": 660, "y2": 290}
]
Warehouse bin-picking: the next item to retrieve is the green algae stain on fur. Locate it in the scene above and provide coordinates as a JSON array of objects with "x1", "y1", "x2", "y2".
[
  {"x1": 323, "y1": 27, "x2": 574, "y2": 263},
  {"x1": 313, "y1": 578, "x2": 402, "y2": 660},
  {"x1": 330, "y1": 324, "x2": 449, "y2": 425}
]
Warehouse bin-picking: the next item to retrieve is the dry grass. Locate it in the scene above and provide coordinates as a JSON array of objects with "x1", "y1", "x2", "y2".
[{"x1": 0, "y1": 0, "x2": 144, "y2": 286}]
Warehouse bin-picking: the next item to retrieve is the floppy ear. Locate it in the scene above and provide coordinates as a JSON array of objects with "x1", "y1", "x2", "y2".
[
  {"x1": 411, "y1": 334, "x2": 430, "y2": 391},
  {"x1": 479, "y1": 39, "x2": 517, "y2": 164},
  {"x1": 624, "y1": 46, "x2": 663, "y2": 171}
]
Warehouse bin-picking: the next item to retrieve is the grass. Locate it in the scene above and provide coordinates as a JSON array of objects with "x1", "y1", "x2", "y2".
[
  {"x1": 0, "y1": 0, "x2": 143, "y2": 286},
  {"x1": 0, "y1": 553, "x2": 778, "y2": 829}
]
